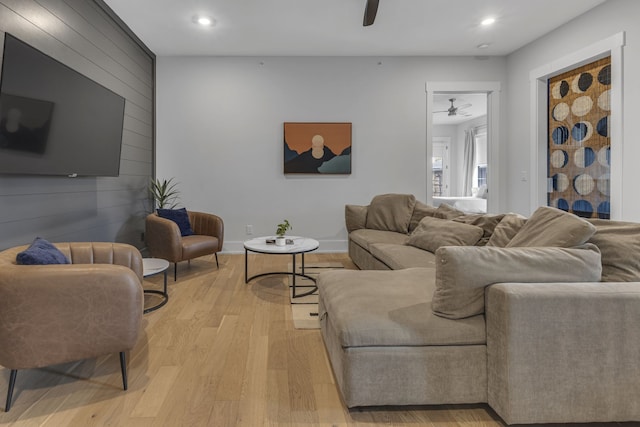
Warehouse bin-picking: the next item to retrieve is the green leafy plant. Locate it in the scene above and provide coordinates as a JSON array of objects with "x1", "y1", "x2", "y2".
[
  {"x1": 150, "y1": 177, "x2": 180, "y2": 209},
  {"x1": 276, "y1": 219, "x2": 291, "y2": 238}
]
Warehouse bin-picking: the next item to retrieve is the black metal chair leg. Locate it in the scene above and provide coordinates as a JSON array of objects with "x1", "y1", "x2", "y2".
[
  {"x1": 5, "y1": 369, "x2": 17, "y2": 412},
  {"x1": 215, "y1": 253, "x2": 219, "y2": 268},
  {"x1": 119, "y1": 352, "x2": 128, "y2": 390},
  {"x1": 174, "y1": 263, "x2": 177, "y2": 281}
]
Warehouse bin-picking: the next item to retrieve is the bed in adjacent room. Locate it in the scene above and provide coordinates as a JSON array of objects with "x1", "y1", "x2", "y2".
[
  {"x1": 432, "y1": 196, "x2": 487, "y2": 213},
  {"x1": 433, "y1": 185, "x2": 488, "y2": 213}
]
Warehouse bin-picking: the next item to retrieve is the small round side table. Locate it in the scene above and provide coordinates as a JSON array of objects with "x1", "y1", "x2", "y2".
[{"x1": 142, "y1": 258, "x2": 170, "y2": 314}]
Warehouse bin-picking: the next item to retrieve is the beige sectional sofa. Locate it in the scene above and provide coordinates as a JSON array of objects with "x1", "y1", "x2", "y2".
[{"x1": 318, "y1": 193, "x2": 640, "y2": 425}]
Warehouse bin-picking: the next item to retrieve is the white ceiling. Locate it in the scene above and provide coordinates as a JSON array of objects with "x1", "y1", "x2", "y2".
[{"x1": 104, "y1": 0, "x2": 606, "y2": 56}]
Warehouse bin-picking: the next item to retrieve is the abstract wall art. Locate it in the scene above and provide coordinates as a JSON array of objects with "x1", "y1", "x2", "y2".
[
  {"x1": 284, "y1": 122, "x2": 352, "y2": 174},
  {"x1": 547, "y1": 56, "x2": 611, "y2": 219}
]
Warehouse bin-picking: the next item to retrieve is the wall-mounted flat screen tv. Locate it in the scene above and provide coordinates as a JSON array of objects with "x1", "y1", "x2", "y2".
[{"x1": 0, "y1": 33, "x2": 125, "y2": 177}]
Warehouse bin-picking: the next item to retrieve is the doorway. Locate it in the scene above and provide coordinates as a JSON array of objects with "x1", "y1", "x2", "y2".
[
  {"x1": 529, "y1": 33, "x2": 623, "y2": 219},
  {"x1": 426, "y1": 82, "x2": 501, "y2": 213}
]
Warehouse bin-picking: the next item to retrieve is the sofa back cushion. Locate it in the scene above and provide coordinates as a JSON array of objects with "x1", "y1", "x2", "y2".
[
  {"x1": 408, "y1": 201, "x2": 438, "y2": 233},
  {"x1": 588, "y1": 219, "x2": 640, "y2": 282},
  {"x1": 365, "y1": 193, "x2": 416, "y2": 233},
  {"x1": 487, "y1": 213, "x2": 528, "y2": 247},
  {"x1": 432, "y1": 244, "x2": 602, "y2": 319},
  {"x1": 433, "y1": 203, "x2": 465, "y2": 220},
  {"x1": 506, "y1": 206, "x2": 596, "y2": 248},
  {"x1": 345, "y1": 204, "x2": 369, "y2": 233},
  {"x1": 407, "y1": 216, "x2": 483, "y2": 253}
]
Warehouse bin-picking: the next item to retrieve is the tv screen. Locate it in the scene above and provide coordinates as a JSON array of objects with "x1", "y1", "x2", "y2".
[{"x1": 0, "y1": 33, "x2": 125, "y2": 177}]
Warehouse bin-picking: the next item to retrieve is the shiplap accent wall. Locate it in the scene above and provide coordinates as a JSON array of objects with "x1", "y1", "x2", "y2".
[{"x1": 0, "y1": 0, "x2": 154, "y2": 250}]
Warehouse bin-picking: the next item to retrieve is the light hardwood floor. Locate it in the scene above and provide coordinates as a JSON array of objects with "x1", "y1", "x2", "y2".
[{"x1": 0, "y1": 253, "x2": 630, "y2": 426}]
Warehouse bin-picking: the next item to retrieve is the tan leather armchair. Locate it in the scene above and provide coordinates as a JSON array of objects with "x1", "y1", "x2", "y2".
[
  {"x1": 145, "y1": 210, "x2": 224, "y2": 280},
  {"x1": 0, "y1": 242, "x2": 143, "y2": 412}
]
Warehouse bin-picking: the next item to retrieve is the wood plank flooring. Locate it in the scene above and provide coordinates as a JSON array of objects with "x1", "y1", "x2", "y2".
[{"x1": 0, "y1": 253, "x2": 631, "y2": 426}]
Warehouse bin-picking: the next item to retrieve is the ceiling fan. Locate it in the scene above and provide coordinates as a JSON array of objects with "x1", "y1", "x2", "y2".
[
  {"x1": 434, "y1": 98, "x2": 473, "y2": 117},
  {"x1": 363, "y1": 0, "x2": 379, "y2": 26}
]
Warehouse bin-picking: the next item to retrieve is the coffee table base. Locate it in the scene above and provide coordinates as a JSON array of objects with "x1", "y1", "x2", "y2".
[{"x1": 245, "y1": 251, "x2": 317, "y2": 298}]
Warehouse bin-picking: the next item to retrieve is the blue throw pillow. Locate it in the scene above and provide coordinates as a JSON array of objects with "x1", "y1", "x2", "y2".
[
  {"x1": 16, "y1": 237, "x2": 70, "y2": 265},
  {"x1": 157, "y1": 208, "x2": 194, "y2": 236}
]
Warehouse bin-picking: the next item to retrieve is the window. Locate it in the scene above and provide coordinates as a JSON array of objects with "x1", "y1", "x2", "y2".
[
  {"x1": 473, "y1": 129, "x2": 487, "y2": 190},
  {"x1": 432, "y1": 140, "x2": 449, "y2": 197},
  {"x1": 433, "y1": 165, "x2": 443, "y2": 196},
  {"x1": 477, "y1": 165, "x2": 487, "y2": 187}
]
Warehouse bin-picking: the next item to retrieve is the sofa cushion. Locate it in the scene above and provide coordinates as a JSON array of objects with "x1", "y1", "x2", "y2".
[
  {"x1": 318, "y1": 268, "x2": 486, "y2": 347},
  {"x1": 16, "y1": 237, "x2": 70, "y2": 265},
  {"x1": 349, "y1": 229, "x2": 409, "y2": 252},
  {"x1": 588, "y1": 219, "x2": 640, "y2": 282},
  {"x1": 432, "y1": 244, "x2": 602, "y2": 319},
  {"x1": 369, "y1": 243, "x2": 436, "y2": 269},
  {"x1": 365, "y1": 194, "x2": 416, "y2": 233},
  {"x1": 452, "y1": 213, "x2": 506, "y2": 242},
  {"x1": 345, "y1": 204, "x2": 368, "y2": 233},
  {"x1": 408, "y1": 201, "x2": 439, "y2": 233},
  {"x1": 506, "y1": 206, "x2": 596, "y2": 248},
  {"x1": 433, "y1": 203, "x2": 465, "y2": 220},
  {"x1": 487, "y1": 213, "x2": 528, "y2": 247},
  {"x1": 407, "y1": 216, "x2": 483, "y2": 253}
]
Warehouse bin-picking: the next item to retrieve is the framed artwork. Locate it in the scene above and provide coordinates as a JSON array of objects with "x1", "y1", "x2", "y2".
[
  {"x1": 284, "y1": 122, "x2": 352, "y2": 174},
  {"x1": 547, "y1": 56, "x2": 611, "y2": 219}
]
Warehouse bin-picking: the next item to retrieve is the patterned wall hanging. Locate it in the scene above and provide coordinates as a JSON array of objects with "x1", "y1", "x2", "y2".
[{"x1": 548, "y1": 56, "x2": 611, "y2": 219}]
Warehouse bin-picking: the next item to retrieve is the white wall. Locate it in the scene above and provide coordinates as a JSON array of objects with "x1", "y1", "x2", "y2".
[
  {"x1": 156, "y1": 56, "x2": 507, "y2": 252},
  {"x1": 505, "y1": 0, "x2": 640, "y2": 219}
]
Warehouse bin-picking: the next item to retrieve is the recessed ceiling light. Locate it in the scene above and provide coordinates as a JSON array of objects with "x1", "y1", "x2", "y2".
[
  {"x1": 193, "y1": 15, "x2": 215, "y2": 27},
  {"x1": 477, "y1": 43, "x2": 490, "y2": 49},
  {"x1": 481, "y1": 17, "x2": 496, "y2": 26}
]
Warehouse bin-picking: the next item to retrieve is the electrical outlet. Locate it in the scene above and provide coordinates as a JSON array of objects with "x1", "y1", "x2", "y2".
[{"x1": 246, "y1": 225, "x2": 253, "y2": 235}]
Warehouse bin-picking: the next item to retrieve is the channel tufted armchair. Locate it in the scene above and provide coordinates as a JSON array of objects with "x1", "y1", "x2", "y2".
[
  {"x1": 145, "y1": 210, "x2": 224, "y2": 280},
  {"x1": 0, "y1": 242, "x2": 144, "y2": 412}
]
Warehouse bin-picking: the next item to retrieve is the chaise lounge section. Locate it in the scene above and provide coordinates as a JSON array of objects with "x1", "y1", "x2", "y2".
[{"x1": 318, "y1": 194, "x2": 640, "y2": 424}]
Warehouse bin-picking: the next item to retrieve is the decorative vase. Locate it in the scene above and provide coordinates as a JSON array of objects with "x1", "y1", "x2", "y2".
[{"x1": 276, "y1": 236, "x2": 286, "y2": 246}]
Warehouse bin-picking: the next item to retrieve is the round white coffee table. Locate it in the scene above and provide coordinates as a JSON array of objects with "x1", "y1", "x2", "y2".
[
  {"x1": 244, "y1": 236, "x2": 320, "y2": 298},
  {"x1": 142, "y1": 258, "x2": 170, "y2": 313}
]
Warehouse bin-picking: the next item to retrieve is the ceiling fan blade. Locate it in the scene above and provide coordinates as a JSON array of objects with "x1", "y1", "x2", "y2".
[
  {"x1": 457, "y1": 103, "x2": 472, "y2": 110},
  {"x1": 434, "y1": 110, "x2": 449, "y2": 113},
  {"x1": 363, "y1": 0, "x2": 379, "y2": 26}
]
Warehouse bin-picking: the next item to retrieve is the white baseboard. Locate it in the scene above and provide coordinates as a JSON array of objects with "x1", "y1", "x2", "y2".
[{"x1": 222, "y1": 239, "x2": 347, "y2": 254}]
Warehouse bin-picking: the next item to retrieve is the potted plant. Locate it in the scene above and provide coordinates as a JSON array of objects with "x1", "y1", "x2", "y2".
[
  {"x1": 275, "y1": 219, "x2": 291, "y2": 246},
  {"x1": 149, "y1": 177, "x2": 180, "y2": 209}
]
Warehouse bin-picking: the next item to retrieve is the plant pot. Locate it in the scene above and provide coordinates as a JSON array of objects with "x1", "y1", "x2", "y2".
[{"x1": 275, "y1": 237, "x2": 286, "y2": 246}]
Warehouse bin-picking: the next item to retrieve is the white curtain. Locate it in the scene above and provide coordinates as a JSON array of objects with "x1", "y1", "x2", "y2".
[{"x1": 462, "y1": 129, "x2": 476, "y2": 196}]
